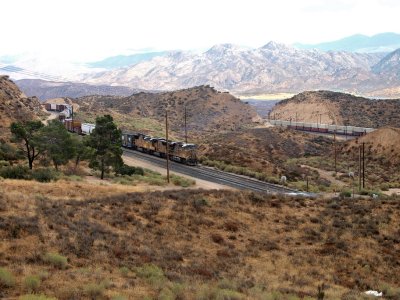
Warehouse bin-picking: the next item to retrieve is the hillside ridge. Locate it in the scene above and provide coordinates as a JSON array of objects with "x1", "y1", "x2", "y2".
[{"x1": 271, "y1": 90, "x2": 400, "y2": 128}]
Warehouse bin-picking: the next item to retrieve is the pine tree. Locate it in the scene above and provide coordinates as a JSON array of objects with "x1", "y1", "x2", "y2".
[{"x1": 86, "y1": 115, "x2": 122, "y2": 179}]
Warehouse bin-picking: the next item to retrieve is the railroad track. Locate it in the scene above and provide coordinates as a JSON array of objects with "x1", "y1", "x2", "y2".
[{"x1": 123, "y1": 149, "x2": 305, "y2": 195}]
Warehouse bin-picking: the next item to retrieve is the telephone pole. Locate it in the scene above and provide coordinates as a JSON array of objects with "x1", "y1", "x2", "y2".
[
  {"x1": 334, "y1": 130, "x2": 337, "y2": 173},
  {"x1": 184, "y1": 106, "x2": 188, "y2": 144},
  {"x1": 165, "y1": 110, "x2": 170, "y2": 183},
  {"x1": 362, "y1": 142, "x2": 365, "y2": 189},
  {"x1": 359, "y1": 145, "x2": 362, "y2": 191}
]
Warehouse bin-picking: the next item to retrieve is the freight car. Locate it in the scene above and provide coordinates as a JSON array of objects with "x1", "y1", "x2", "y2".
[
  {"x1": 44, "y1": 103, "x2": 69, "y2": 112},
  {"x1": 122, "y1": 132, "x2": 198, "y2": 166},
  {"x1": 64, "y1": 119, "x2": 96, "y2": 135},
  {"x1": 270, "y1": 120, "x2": 375, "y2": 136}
]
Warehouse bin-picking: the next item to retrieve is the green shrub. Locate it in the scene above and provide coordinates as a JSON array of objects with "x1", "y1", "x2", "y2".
[
  {"x1": 31, "y1": 168, "x2": 57, "y2": 182},
  {"x1": 119, "y1": 266, "x2": 130, "y2": 277},
  {"x1": 112, "y1": 296, "x2": 128, "y2": 300},
  {"x1": 170, "y1": 174, "x2": 195, "y2": 187},
  {"x1": 0, "y1": 267, "x2": 15, "y2": 287},
  {"x1": 158, "y1": 287, "x2": 175, "y2": 300},
  {"x1": 63, "y1": 175, "x2": 83, "y2": 182},
  {"x1": 24, "y1": 275, "x2": 41, "y2": 292},
  {"x1": 113, "y1": 176, "x2": 135, "y2": 185},
  {"x1": 0, "y1": 165, "x2": 30, "y2": 179},
  {"x1": 43, "y1": 252, "x2": 68, "y2": 269},
  {"x1": 19, "y1": 295, "x2": 56, "y2": 300},
  {"x1": 340, "y1": 190, "x2": 352, "y2": 198},
  {"x1": 135, "y1": 264, "x2": 166, "y2": 287},
  {"x1": 0, "y1": 142, "x2": 23, "y2": 161},
  {"x1": 116, "y1": 164, "x2": 144, "y2": 176},
  {"x1": 0, "y1": 160, "x2": 10, "y2": 167},
  {"x1": 84, "y1": 283, "x2": 105, "y2": 298}
]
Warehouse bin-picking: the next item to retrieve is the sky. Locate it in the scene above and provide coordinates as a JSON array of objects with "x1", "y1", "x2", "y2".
[{"x1": 1, "y1": 0, "x2": 400, "y2": 62}]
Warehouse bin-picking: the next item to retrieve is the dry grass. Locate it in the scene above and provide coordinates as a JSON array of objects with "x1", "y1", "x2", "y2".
[{"x1": 0, "y1": 185, "x2": 399, "y2": 299}]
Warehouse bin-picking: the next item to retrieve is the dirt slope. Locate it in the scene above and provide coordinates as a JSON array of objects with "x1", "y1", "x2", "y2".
[
  {"x1": 271, "y1": 91, "x2": 400, "y2": 128},
  {"x1": 0, "y1": 75, "x2": 46, "y2": 139}
]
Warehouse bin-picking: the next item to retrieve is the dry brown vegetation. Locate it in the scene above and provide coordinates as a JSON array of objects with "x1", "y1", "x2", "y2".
[
  {"x1": 272, "y1": 91, "x2": 400, "y2": 128},
  {"x1": 1, "y1": 184, "x2": 399, "y2": 299},
  {"x1": 200, "y1": 127, "x2": 333, "y2": 180}
]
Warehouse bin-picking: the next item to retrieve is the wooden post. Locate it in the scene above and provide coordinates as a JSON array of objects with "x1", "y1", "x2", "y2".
[
  {"x1": 362, "y1": 142, "x2": 365, "y2": 189},
  {"x1": 306, "y1": 176, "x2": 309, "y2": 192},
  {"x1": 359, "y1": 145, "x2": 362, "y2": 191},
  {"x1": 184, "y1": 106, "x2": 188, "y2": 144},
  {"x1": 334, "y1": 130, "x2": 337, "y2": 173},
  {"x1": 165, "y1": 110, "x2": 170, "y2": 184}
]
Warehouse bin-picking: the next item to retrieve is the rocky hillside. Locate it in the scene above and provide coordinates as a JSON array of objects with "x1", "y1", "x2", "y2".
[
  {"x1": 81, "y1": 42, "x2": 400, "y2": 96},
  {"x1": 74, "y1": 85, "x2": 260, "y2": 137},
  {"x1": 16, "y1": 79, "x2": 146, "y2": 101},
  {"x1": 0, "y1": 75, "x2": 45, "y2": 139},
  {"x1": 271, "y1": 91, "x2": 400, "y2": 128}
]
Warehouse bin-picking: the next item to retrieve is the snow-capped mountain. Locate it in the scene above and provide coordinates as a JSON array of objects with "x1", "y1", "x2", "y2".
[{"x1": 82, "y1": 42, "x2": 392, "y2": 95}]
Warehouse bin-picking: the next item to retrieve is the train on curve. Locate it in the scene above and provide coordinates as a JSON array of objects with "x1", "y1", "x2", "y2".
[
  {"x1": 269, "y1": 120, "x2": 375, "y2": 136},
  {"x1": 122, "y1": 132, "x2": 198, "y2": 166},
  {"x1": 63, "y1": 119, "x2": 198, "y2": 166}
]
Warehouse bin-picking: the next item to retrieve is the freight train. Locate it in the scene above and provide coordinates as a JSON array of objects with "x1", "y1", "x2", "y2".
[
  {"x1": 63, "y1": 119, "x2": 198, "y2": 166},
  {"x1": 122, "y1": 132, "x2": 198, "y2": 166},
  {"x1": 269, "y1": 120, "x2": 375, "y2": 136}
]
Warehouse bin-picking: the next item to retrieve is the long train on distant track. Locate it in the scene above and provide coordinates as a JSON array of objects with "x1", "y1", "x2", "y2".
[
  {"x1": 269, "y1": 120, "x2": 375, "y2": 136},
  {"x1": 122, "y1": 133, "x2": 198, "y2": 166}
]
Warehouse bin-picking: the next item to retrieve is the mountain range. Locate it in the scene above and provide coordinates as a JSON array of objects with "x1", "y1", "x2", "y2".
[
  {"x1": 82, "y1": 42, "x2": 400, "y2": 96},
  {"x1": 15, "y1": 79, "x2": 149, "y2": 101},
  {"x1": 2, "y1": 33, "x2": 400, "y2": 97}
]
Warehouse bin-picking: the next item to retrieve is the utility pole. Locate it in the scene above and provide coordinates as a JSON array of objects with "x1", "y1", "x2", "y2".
[
  {"x1": 184, "y1": 106, "x2": 188, "y2": 144},
  {"x1": 334, "y1": 130, "x2": 337, "y2": 173},
  {"x1": 359, "y1": 145, "x2": 362, "y2": 191},
  {"x1": 306, "y1": 176, "x2": 309, "y2": 192},
  {"x1": 165, "y1": 110, "x2": 170, "y2": 184},
  {"x1": 362, "y1": 142, "x2": 365, "y2": 189}
]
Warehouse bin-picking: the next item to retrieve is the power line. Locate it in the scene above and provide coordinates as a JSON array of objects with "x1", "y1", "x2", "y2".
[{"x1": 0, "y1": 62, "x2": 69, "y2": 82}]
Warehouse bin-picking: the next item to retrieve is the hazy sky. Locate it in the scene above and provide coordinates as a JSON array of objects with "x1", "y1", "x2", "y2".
[{"x1": 2, "y1": 0, "x2": 400, "y2": 62}]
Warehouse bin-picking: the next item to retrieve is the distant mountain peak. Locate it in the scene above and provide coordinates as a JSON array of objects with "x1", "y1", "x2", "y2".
[
  {"x1": 260, "y1": 41, "x2": 292, "y2": 51},
  {"x1": 205, "y1": 44, "x2": 244, "y2": 55}
]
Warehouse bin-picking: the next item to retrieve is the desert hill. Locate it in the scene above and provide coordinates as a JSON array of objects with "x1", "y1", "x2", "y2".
[
  {"x1": 0, "y1": 75, "x2": 45, "y2": 139},
  {"x1": 271, "y1": 91, "x2": 400, "y2": 128},
  {"x1": 74, "y1": 85, "x2": 260, "y2": 138},
  {"x1": 200, "y1": 127, "x2": 333, "y2": 177},
  {"x1": 344, "y1": 127, "x2": 400, "y2": 166}
]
